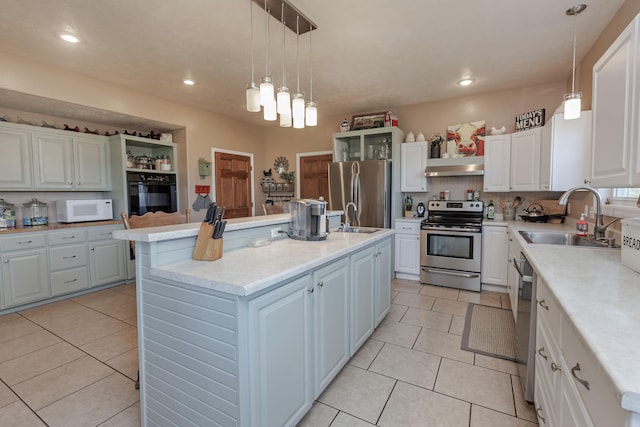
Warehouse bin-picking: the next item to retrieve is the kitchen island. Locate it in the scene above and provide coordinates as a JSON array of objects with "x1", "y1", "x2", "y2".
[{"x1": 113, "y1": 213, "x2": 392, "y2": 427}]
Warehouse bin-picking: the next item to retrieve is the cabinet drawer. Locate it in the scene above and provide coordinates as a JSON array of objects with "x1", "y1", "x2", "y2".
[
  {"x1": 561, "y1": 319, "x2": 626, "y2": 426},
  {"x1": 51, "y1": 267, "x2": 89, "y2": 296},
  {"x1": 0, "y1": 233, "x2": 46, "y2": 252},
  {"x1": 536, "y1": 279, "x2": 561, "y2": 338},
  {"x1": 49, "y1": 244, "x2": 87, "y2": 271},
  {"x1": 48, "y1": 229, "x2": 86, "y2": 246},
  {"x1": 394, "y1": 221, "x2": 420, "y2": 234},
  {"x1": 87, "y1": 226, "x2": 120, "y2": 241}
]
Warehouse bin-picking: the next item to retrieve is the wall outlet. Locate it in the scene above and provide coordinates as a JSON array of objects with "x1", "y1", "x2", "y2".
[{"x1": 270, "y1": 227, "x2": 282, "y2": 238}]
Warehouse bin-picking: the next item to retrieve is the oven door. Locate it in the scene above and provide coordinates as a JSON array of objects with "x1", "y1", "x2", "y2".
[{"x1": 420, "y1": 227, "x2": 481, "y2": 272}]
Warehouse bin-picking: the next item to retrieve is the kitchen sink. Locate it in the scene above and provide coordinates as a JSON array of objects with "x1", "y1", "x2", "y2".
[
  {"x1": 518, "y1": 230, "x2": 618, "y2": 248},
  {"x1": 336, "y1": 227, "x2": 380, "y2": 234}
]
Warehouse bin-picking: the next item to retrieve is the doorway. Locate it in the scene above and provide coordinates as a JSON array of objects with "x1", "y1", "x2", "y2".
[
  {"x1": 297, "y1": 152, "x2": 333, "y2": 200},
  {"x1": 212, "y1": 149, "x2": 255, "y2": 218}
]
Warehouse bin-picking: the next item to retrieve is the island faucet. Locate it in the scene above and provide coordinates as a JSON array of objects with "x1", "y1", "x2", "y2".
[
  {"x1": 558, "y1": 186, "x2": 619, "y2": 240},
  {"x1": 344, "y1": 202, "x2": 358, "y2": 230}
]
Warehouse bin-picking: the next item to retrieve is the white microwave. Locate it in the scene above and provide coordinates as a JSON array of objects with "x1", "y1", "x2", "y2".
[{"x1": 56, "y1": 199, "x2": 113, "y2": 223}]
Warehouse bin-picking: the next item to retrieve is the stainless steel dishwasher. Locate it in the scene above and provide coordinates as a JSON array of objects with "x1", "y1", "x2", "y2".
[{"x1": 515, "y1": 252, "x2": 536, "y2": 402}]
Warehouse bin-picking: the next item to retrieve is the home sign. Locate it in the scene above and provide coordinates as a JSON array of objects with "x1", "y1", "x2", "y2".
[{"x1": 515, "y1": 109, "x2": 545, "y2": 132}]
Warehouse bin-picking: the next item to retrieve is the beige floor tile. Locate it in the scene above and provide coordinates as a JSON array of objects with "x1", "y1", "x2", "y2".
[
  {"x1": 0, "y1": 381, "x2": 18, "y2": 409},
  {"x1": 37, "y1": 372, "x2": 139, "y2": 427},
  {"x1": 401, "y1": 307, "x2": 452, "y2": 332},
  {"x1": 419, "y1": 284, "x2": 460, "y2": 301},
  {"x1": 0, "y1": 341, "x2": 84, "y2": 386},
  {"x1": 475, "y1": 353, "x2": 519, "y2": 375},
  {"x1": 391, "y1": 292, "x2": 435, "y2": 310},
  {"x1": 0, "y1": 329, "x2": 61, "y2": 363},
  {"x1": 511, "y1": 375, "x2": 537, "y2": 422},
  {"x1": 348, "y1": 339, "x2": 384, "y2": 369},
  {"x1": 0, "y1": 400, "x2": 46, "y2": 426},
  {"x1": 470, "y1": 404, "x2": 538, "y2": 426},
  {"x1": 19, "y1": 299, "x2": 86, "y2": 324},
  {"x1": 99, "y1": 401, "x2": 141, "y2": 427},
  {"x1": 81, "y1": 293, "x2": 136, "y2": 321},
  {"x1": 369, "y1": 343, "x2": 441, "y2": 390},
  {"x1": 0, "y1": 314, "x2": 42, "y2": 343},
  {"x1": 458, "y1": 291, "x2": 502, "y2": 308},
  {"x1": 297, "y1": 401, "x2": 338, "y2": 427},
  {"x1": 435, "y1": 358, "x2": 515, "y2": 415},
  {"x1": 385, "y1": 303, "x2": 408, "y2": 323},
  {"x1": 106, "y1": 348, "x2": 139, "y2": 381},
  {"x1": 331, "y1": 411, "x2": 376, "y2": 426},
  {"x1": 318, "y1": 365, "x2": 395, "y2": 424},
  {"x1": 371, "y1": 320, "x2": 421, "y2": 348},
  {"x1": 432, "y1": 298, "x2": 469, "y2": 317},
  {"x1": 390, "y1": 290, "x2": 399, "y2": 301},
  {"x1": 121, "y1": 313, "x2": 138, "y2": 327},
  {"x1": 35, "y1": 308, "x2": 107, "y2": 334},
  {"x1": 57, "y1": 316, "x2": 130, "y2": 347},
  {"x1": 449, "y1": 315, "x2": 466, "y2": 335},
  {"x1": 13, "y1": 356, "x2": 114, "y2": 411},
  {"x1": 378, "y1": 381, "x2": 470, "y2": 427},
  {"x1": 501, "y1": 294, "x2": 512, "y2": 310},
  {"x1": 111, "y1": 283, "x2": 137, "y2": 297},
  {"x1": 71, "y1": 288, "x2": 119, "y2": 306},
  {"x1": 80, "y1": 326, "x2": 137, "y2": 362},
  {"x1": 413, "y1": 328, "x2": 475, "y2": 364},
  {"x1": 391, "y1": 279, "x2": 422, "y2": 294}
]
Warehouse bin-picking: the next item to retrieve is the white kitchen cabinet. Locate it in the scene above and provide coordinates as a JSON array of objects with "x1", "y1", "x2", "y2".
[
  {"x1": 32, "y1": 131, "x2": 74, "y2": 189},
  {"x1": 394, "y1": 219, "x2": 420, "y2": 280},
  {"x1": 483, "y1": 134, "x2": 511, "y2": 192},
  {"x1": 312, "y1": 258, "x2": 349, "y2": 397},
  {"x1": 48, "y1": 229, "x2": 89, "y2": 296},
  {"x1": 374, "y1": 238, "x2": 392, "y2": 327},
  {"x1": 540, "y1": 112, "x2": 593, "y2": 190},
  {"x1": 73, "y1": 136, "x2": 111, "y2": 190},
  {"x1": 591, "y1": 15, "x2": 639, "y2": 187},
  {"x1": 506, "y1": 230, "x2": 522, "y2": 321},
  {"x1": 1, "y1": 231, "x2": 50, "y2": 308},
  {"x1": 0, "y1": 125, "x2": 33, "y2": 190},
  {"x1": 88, "y1": 225, "x2": 126, "y2": 287},
  {"x1": 510, "y1": 128, "x2": 541, "y2": 191},
  {"x1": 400, "y1": 141, "x2": 427, "y2": 192},
  {"x1": 481, "y1": 224, "x2": 507, "y2": 288},
  {"x1": 350, "y1": 245, "x2": 375, "y2": 354}
]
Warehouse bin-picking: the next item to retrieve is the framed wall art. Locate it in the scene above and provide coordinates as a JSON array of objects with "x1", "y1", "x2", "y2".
[
  {"x1": 446, "y1": 120, "x2": 486, "y2": 157},
  {"x1": 351, "y1": 112, "x2": 386, "y2": 130}
]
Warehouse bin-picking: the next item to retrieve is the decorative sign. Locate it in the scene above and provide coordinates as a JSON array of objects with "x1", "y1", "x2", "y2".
[{"x1": 515, "y1": 109, "x2": 545, "y2": 132}]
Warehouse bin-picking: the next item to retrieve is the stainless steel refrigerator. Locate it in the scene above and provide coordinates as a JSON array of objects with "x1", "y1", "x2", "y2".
[{"x1": 328, "y1": 160, "x2": 391, "y2": 228}]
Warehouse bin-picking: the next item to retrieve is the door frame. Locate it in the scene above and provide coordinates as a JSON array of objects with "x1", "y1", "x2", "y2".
[
  {"x1": 296, "y1": 151, "x2": 332, "y2": 199},
  {"x1": 211, "y1": 148, "x2": 256, "y2": 217}
]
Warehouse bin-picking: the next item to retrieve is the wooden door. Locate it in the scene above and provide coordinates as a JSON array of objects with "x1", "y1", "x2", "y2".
[
  {"x1": 215, "y1": 152, "x2": 252, "y2": 218},
  {"x1": 300, "y1": 154, "x2": 332, "y2": 200}
]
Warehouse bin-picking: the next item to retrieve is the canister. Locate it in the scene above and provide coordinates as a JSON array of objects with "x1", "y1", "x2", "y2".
[
  {"x1": 0, "y1": 199, "x2": 16, "y2": 228},
  {"x1": 23, "y1": 198, "x2": 48, "y2": 226}
]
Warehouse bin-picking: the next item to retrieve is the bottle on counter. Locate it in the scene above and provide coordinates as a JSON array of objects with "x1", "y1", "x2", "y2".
[
  {"x1": 487, "y1": 200, "x2": 495, "y2": 220},
  {"x1": 467, "y1": 189, "x2": 473, "y2": 201},
  {"x1": 576, "y1": 213, "x2": 588, "y2": 236}
]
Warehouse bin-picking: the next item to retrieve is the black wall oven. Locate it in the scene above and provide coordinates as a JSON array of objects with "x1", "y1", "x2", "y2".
[{"x1": 127, "y1": 172, "x2": 177, "y2": 216}]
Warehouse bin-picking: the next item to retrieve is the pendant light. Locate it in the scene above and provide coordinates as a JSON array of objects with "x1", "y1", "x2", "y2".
[
  {"x1": 246, "y1": 0, "x2": 260, "y2": 112},
  {"x1": 564, "y1": 4, "x2": 587, "y2": 120},
  {"x1": 292, "y1": 15, "x2": 305, "y2": 129},
  {"x1": 276, "y1": 2, "x2": 291, "y2": 118},
  {"x1": 305, "y1": 24, "x2": 317, "y2": 126},
  {"x1": 259, "y1": 0, "x2": 274, "y2": 107}
]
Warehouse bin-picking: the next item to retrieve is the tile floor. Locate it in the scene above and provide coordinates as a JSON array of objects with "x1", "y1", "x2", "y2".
[{"x1": 0, "y1": 279, "x2": 538, "y2": 426}]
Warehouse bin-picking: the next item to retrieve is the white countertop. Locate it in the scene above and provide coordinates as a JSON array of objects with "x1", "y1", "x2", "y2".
[{"x1": 508, "y1": 221, "x2": 640, "y2": 413}]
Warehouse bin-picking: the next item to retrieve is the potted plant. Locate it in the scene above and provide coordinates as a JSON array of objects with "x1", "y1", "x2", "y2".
[{"x1": 429, "y1": 132, "x2": 444, "y2": 158}]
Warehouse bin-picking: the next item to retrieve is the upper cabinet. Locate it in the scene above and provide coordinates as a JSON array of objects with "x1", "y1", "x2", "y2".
[
  {"x1": 484, "y1": 129, "x2": 541, "y2": 192},
  {"x1": 483, "y1": 134, "x2": 511, "y2": 192},
  {"x1": 591, "y1": 14, "x2": 640, "y2": 187},
  {"x1": 332, "y1": 127, "x2": 404, "y2": 162},
  {"x1": 73, "y1": 136, "x2": 111, "y2": 190},
  {"x1": 400, "y1": 141, "x2": 427, "y2": 192},
  {"x1": 0, "y1": 126, "x2": 33, "y2": 189}
]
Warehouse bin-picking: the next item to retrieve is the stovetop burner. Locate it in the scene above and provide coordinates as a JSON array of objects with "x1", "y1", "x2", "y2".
[{"x1": 421, "y1": 200, "x2": 484, "y2": 229}]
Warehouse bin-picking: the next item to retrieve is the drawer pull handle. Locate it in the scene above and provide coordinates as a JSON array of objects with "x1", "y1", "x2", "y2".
[
  {"x1": 63, "y1": 255, "x2": 77, "y2": 260},
  {"x1": 307, "y1": 287, "x2": 314, "y2": 293},
  {"x1": 536, "y1": 406, "x2": 546, "y2": 424},
  {"x1": 571, "y1": 363, "x2": 590, "y2": 390},
  {"x1": 551, "y1": 362, "x2": 561, "y2": 372},
  {"x1": 64, "y1": 278, "x2": 78, "y2": 284},
  {"x1": 62, "y1": 236, "x2": 75, "y2": 239},
  {"x1": 538, "y1": 299, "x2": 549, "y2": 310},
  {"x1": 317, "y1": 281, "x2": 324, "y2": 287},
  {"x1": 3, "y1": 259, "x2": 8, "y2": 263},
  {"x1": 17, "y1": 240, "x2": 33, "y2": 245},
  {"x1": 537, "y1": 347, "x2": 548, "y2": 361}
]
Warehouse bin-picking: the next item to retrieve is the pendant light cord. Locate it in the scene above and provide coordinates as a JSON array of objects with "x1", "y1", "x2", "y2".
[
  {"x1": 296, "y1": 15, "x2": 300, "y2": 93},
  {"x1": 264, "y1": 0, "x2": 270, "y2": 77},
  {"x1": 250, "y1": 0, "x2": 254, "y2": 83},
  {"x1": 571, "y1": 9, "x2": 577, "y2": 94},
  {"x1": 309, "y1": 25, "x2": 313, "y2": 101},
  {"x1": 281, "y1": 2, "x2": 286, "y2": 86}
]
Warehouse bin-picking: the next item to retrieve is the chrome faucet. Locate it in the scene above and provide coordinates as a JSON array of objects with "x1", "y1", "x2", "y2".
[
  {"x1": 344, "y1": 202, "x2": 358, "y2": 230},
  {"x1": 558, "y1": 186, "x2": 619, "y2": 240}
]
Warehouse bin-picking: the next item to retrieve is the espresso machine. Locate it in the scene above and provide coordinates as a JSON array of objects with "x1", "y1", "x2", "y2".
[{"x1": 289, "y1": 198, "x2": 327, "y2": 241}]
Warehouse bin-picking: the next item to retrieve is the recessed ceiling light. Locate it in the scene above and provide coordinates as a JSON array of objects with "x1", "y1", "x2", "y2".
[
  {"x1": 183, "y1": 79, "x2": 195, "y2": 86},
  {"x1": 457, "y1": 78, "x2": 474, "y2": 87},
  {"x1": 58, "y1": 32, "x2": 80, "y2": 43}
]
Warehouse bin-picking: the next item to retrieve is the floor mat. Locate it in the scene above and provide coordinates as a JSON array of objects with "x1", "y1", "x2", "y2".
[{"x1": 461, "y1": 303, "x2": 517, "y2": 362}]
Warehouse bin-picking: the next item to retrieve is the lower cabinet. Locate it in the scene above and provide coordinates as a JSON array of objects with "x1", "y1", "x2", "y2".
[
  {"x1": 88, "y1": 225, "x2": 127, "y2": 287},
  {"x1": 374, "y1": 238, "x2": 392, "y2": 327},
  {"x1": 481, "y1": 224, "x2": 508, "y2": 287},
  {"x1": 394, "y1": 219, "x2": 420, "y2": 280},
  {"x1": 350, "y1": 246, "x2": 375, "y2": 354},
  {"x1": 2, "y1": 248, "x2": 50, "y2": 307},
  {"x1": 49, "y1": 229, "x2": 89, "y2": 296},
  {"x1": 506, "y1": 230, "x2": 522, "y2": 321}
]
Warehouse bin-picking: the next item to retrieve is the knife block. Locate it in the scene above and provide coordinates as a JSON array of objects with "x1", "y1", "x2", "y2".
[{"x1": 192, "y1": 237, "x2": 223, "y2": 261}]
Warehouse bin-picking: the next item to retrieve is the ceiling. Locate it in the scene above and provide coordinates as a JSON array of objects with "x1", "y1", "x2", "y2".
[{"x1": 0, "y1": 0, "x2": 626, "y2": 129}]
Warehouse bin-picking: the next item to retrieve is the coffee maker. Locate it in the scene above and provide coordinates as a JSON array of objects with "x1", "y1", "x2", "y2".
[{"x1": 289, "y1": 198, "x2": 328, "y2": 241}]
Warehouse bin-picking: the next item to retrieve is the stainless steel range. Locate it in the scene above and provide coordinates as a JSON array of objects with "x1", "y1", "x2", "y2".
[{"x1": 420, "y1": 200, "x2": 484, "y2": 291}]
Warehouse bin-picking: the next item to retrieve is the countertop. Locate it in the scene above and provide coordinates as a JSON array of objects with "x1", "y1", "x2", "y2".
[
  {"x1": 507, "y1": 221, "x2": 640, "y2": 413},
  {"x1": 0, "y1": 220, "x2": 122, "y2": 234}
]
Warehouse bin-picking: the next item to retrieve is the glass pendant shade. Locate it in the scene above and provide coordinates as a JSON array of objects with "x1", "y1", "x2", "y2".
[
  {"x1": 264, "y1": 98, "x2": 277, "y2": 121},
  {"x1": 277, "y1": 88, "x2": 291, "y2": 114},
  {"x1": 564, "y1": 92, "x2": 581, "y2": 120},
  {"x1": 279, "y1": 112, "x2": 292, "y2": 127},
  {"x1": 246, "y1": 83, "x2": 260, "y2": 112},
  {"x1": 305, "y1": 101, "x2": 317, "y2": 126},
  {"x1": 292, "y1": 93, "x2": 305, "y2": 119},
  {"x1": 260, "y1": 76, "x2": 274, "y2": 106}
]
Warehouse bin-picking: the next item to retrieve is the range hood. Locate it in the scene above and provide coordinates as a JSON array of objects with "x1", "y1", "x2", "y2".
[{"x1": 424, "y1": 157, "x2": 484, "y2": 177}]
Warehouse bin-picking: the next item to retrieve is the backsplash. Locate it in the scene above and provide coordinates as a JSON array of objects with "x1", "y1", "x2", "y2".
[{"x1": 0, "y1": 191, "x2": 107, "y2": 225}]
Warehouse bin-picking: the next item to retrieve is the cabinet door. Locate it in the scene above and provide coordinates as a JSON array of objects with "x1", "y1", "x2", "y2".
[
  {"x1": 592, "y1": 17, "x2": 636, "y2": 187},
  {"x1": 400, "y1": 142, "x2": 427, "y2": 192},
  {"x1": 89, "y1": 240, "x2": 126, "y2": 286},
  {"x1": 32, "y1": 132, "x2": 73, "y2": 189},
  {"x1": 483, "y1": 135, "x2": 511, "y2": 192},
  {"x1": 481, "y1": 226, "x2": 507, "y2": 286},
  {"x1": 313, "y1": 259, "x2": 349, "y2": 397},
  {"x1": 559, "y1": 368, "x2": 594, "y2": 427},
  {"x1": 394, "y1": 233, "x2": 420, "y2": 275},
  {"x1": 0, "y1": 127, "x2": 32, "y2": 189},
  {"x1": 2, "y1": 249, "x2": 50, "y2": 307},
  {"x1": 350, "y1": 246, "x2": 375, "y2": 354},
  {"x1": 73, "y1": 137, "x2": 110, "y2": 190},
  {"x1": 511, "y1": 129, "x2": 541, "y2": 191},
  {"x1": 506, "y1": 231, "x2": 520, "y2": 321},
  {"x1": 374, "y1": 238, "x2": 392, "y2": 326},
  {"x1": 248, "y1": 275, "x2": 313, "y2": 427}
]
